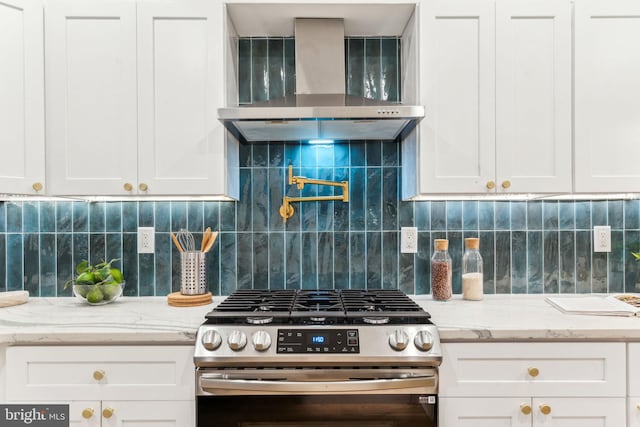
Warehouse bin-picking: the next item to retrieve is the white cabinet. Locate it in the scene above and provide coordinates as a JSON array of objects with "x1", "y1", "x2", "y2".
[
  {"x1": 404, "y1": 0, "x2": 571, "y2": 197},
  {"x1": 630, "y1": 344, "x2": 640, "y2": 427},
  {"x1": 45, "y1": 0, "x2": 238, "y2": 198},
  {"x1": 574, "y1": 0, "x2": 640, "y2": 193},
  {"x1": 5, "y1": 346, "x2": 195, "y2": 427},
  {"x1": 439, "y1": 342, "x2": 626, "y2": 427},
  {"x1": 0, "y1": 0, "x2": 46, "y2": 195}
]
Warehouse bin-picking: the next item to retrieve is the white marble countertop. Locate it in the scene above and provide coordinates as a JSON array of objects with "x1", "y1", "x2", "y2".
[{"x1": 1, "y1": 294, "x2": 640, "y2": 345}]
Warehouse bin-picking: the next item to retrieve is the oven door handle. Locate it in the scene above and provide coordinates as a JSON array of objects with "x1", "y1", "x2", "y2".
[{"x1": 199, "y1": 375, "x2": 437, "y2": 395}]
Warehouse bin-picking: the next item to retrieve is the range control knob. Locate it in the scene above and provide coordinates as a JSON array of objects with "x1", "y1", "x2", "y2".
[
  {"x1": 227, "y1": 330, "x2": 247, "y2": 351},
  {"x1": 414, "y1": 330, "x2": 434, "y2": 351},
  {"x1": 252, "y1": 330, "x2": 272, "y2": 351},
  {"x1": 201, "y1": 330, "x2": 222, "y2": 351},
  {"x1": 388, "y1": 330, "x2": 410, "y2": 351}
]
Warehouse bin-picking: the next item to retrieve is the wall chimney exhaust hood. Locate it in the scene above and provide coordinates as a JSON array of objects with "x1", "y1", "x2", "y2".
[{"x1": 218, "y1": 18, "x2": 424, "y2": 143}]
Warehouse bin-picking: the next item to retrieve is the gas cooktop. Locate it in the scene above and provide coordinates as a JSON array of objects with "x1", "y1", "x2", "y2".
[{"x1": 205, "y1": 289, "x2": 432, "y2": 326}]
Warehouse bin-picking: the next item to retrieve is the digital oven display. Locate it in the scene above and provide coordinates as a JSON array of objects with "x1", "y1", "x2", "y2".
[{"x1": 277, "y1": 329, "x2": 360, "y2": 354}]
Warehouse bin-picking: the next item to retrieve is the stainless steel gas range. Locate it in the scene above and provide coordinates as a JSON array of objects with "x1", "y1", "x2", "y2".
[{"x1": 194, "y1": 289, "x2": 442, "y2": 426}]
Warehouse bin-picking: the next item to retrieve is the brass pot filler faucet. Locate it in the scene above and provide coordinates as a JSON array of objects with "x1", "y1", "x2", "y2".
[{"x1": 279, "y1": 165, "x2": 349, "y2": 223}]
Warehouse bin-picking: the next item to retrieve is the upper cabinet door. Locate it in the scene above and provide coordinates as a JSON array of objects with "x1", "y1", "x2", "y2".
[
  {"x1": 45, "y1": 1, "x2": 138, "y2": 196},
  {"x1": 137, "y1": 0, "x2": 230, "y2": 196},
  {"x1": 496, "y1": 0, "x2": 572, "y2": 194},
  {"x1": 0, "y1": 0, "x2": 45, "y2": 195},
  {"x1": 419, "y1": 0, "x2": 496, "y2": 194},
  {"x1": 575, "y1": 0, "x2": 640, "y2": 193}
]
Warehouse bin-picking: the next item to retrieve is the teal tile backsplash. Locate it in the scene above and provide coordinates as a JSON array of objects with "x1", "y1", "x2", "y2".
[{"x1": 3, "y1": 37, "x2": 640, "y2": 297}]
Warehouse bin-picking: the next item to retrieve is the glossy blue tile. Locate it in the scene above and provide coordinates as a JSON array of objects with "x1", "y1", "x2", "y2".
[
  {"x1": 511, "y1": 231, "x2": 527, "y2": 293},
  {"x1": 446, "y1": 201, "x2": 462, "y2": 231},
  {"x1": 591, "y1": 200, "x2": 607, "y2": 226},
  {"x1": 0, "y1": 202, "x2": 5, "y2": 233},
  {"x1": 479, "y1": 232, "x2": 495, "y2": 294},
  {"x1": 495, "y1": 202, "x2": 510, "y2": 230},
  {"x1": 349, "y1": 168, "x2": 366, "y2": 231},
  {"x1": 219, "y1": 233, "x2": 237, "y2": 295},
  {"x1": 106, "y1": 233, "x2": 122, "y2": 267},
  {"x1": 382, "y1": 231, "x2": 398, "y2": 289},
  {"x1": 90, "y1": 202, "x2": 106, "y2": 232},
  {"x1": 430, "y1": 201, "x2": 446, "y2": 231},
  {"x1": 543, "y1": 231, "x2": 559, "y2": 293},
  {"x1": 206, "y1": 235, "x2": 220, "y2": 297},
  {"x1": 269, "y1": 232, "x2": 285, "y2": 290},
  {"x1": 269, "y1": 144, "x2": 285, "y2": 167},
  {"x1": 398, "y1": 200, "x2": 414, "y2": 228},
  {"x1": 382, "y1": 142, "x2": 399, "y2": 166},
  {"x1": 203, "y1": 202, "x2": 219, "y2": 232},
  {"x1": 350, "y1": 232, "x2": 366, "y2": 289},
  {"x1": 625, "y1": 199, "x2": 640, "y2": 229},
  {"x1": 350, "y1": 143, "x2": 365, "y2": 167},
  {"x1": 6, "y1": 234, "x2": 22, "y2": 290},
  {"x1": 398, "y1": 251, "x2": 415, "y2": 295},
  {"x1": 122, "y1": 233, "x2": 138, "y2": 296},
  {"x1": 122, "y1": 202, "x2": 137, "y2": 232},
  {"x1": 268, "y1": 38, "x2": 285, "y2": 100},
  {"x1": 22, "y1": 202, "x2": 38, "y2": 233},
  {"x1": 89, "y1": 233, "x2": 106, "y2": 266},
  {"x1": 138, "y1": 253, "x2": 155, "y2": 296},
  {"x1": 237, "y1": 233, "x2": 253, "y2": 289},
  {"x1": 366, "y1": 168, "x2": 382, "y2": 230},
  {"x1": 317, "y1": 171, "x2": 334, "y2": 232},
  {"x1": 559, "y1": 202, "x2": 575, "y2": 231},
  {"x1": 301, "y1": 145, "x2": 317, "y2": 166},
  {"x1": 316, "y1": 145, "x2": 334, "y2": 168},
  {"x1": 284, "y1": 143, "x2": 301, "y2": 167},
  {"x1": 253, "y1": 233, "x2": 269, "y2": 289},
  {"x1": 415, "y1": 201, "x2": 430, "y2": 231},
  {"x1": 621, "y1": 230, "x2": 637, "y2": 293},
  {"x1": 543, "y1": 201, "x2": 558, "y2": 230},
  {"x1": 170, "y1": 201, "x2": 187, "y2": 232},
  {"x1": 511, "y1": 202, "x2": 526, "y2": 231},
  {"x1": 7, "y1": 202, "x2": 22, "y2": 232},
  {"x1": 448, "y1": 231, "x2": 463, "y2": 294},
  {"x1": 334, "y1": 143, "x2": 349, "y2": 167},
  {"x1": 381, "y1": 38, "x2": 399, "y2": 102},
  {"x1": 251, "y1": 38, "x2": 268, "y2": 103},
  {"x1": 0, "y1": 235, "x2": 5, "y2": 292},
  {"x1": 415, "y1": 232, "x2": 430, "y2": 295},
  {"x1": 237, "y1": 169, "x2": 252, "y2": 232},
  {"x1": 239, "y1": 142, "x2": 252, "y2": 168},
  {"x1": 106, "y1": 202, "x2": 123, "y2": 232},
  {"x1": 39, "y1": 234, "x2": 56, "y2": 296},
  {"x1": 318, "y1": 232, "x2": 333, "y2": 288},
  {"x1": 301, "y1": 232, "x2": 318, "y2": 289},
  {"x1": 462, "y1": 201, "x2": 478, "y2": 231},
  {"x1": 285, "y1": 232, "x2": 301, "y2": 289},
  {"x1": 575, "y1": 230, "x2": 591, "y2": 293},
  {"x1": 609, "y1": 200, "x2": 624, "y2": 229},
  {"x1": 364, "y1": 38, "x2": 381, "y2": 100},
  {"x1": 238, "y1": 38, "x2": 251, "y2": 104},
  {"x1": 269, "y1": 168, "x2": 286, "y2": 231},
  {"x1": 187, "y1": 201, "x2": 203, "y2": 231},
  {"x1": 366, "y1": 232, "x2": 382, "y2": 289},
  {"x1": 478, "y1": 201, "x2": 494, "y2": 230},
  {"x1": 252, "y1": 168, "x2": 269, "y2": 232},
  {"x1": 559, "y1": 231, "x2": 575, "y2": 293},
  {"x1": 252, "y1": 145, "x2": 268, "y2": 168},
  {"x1": 72, "y1": 203, "x2": 88, "y2": 232},
  {"x1": 366, "y1": 141, "x2": 382, "y2": 166},
  {"x1": 138, "y1": 201, "x2": 154, "y2": 228},
  {"x1": 23, "y1": 234, "x2": 39, "y2": 295},
  {"x1": 40, "y1": 202, "x2": 55, "y2": 233},
  {"x1": 333, "y1": 232, "x2": 350, "y2": 289},
  {"x1": 575, "y1": 201, "x2": 591, "y2": 230},
  {"x1": 300, "y1": 171, "x2": 317, "y2": 231},
  {"x1": 56, "y1": 234, "x2": 73, "y2": 295},
  {"x1": 284, "y1": 38, "x2": 295, "y2": 97},
  {"x1": 72, "y1": 233, "x2": 89, "y2": 268},
  {"x1": 527, "y1": 201, "x2": 542, "y2": 230},
  {"x1": 591, "y1": 250, "x2": 608, "y2": 293},
  {"x1": 495, "y1": 231, "x2": 511, "y2": 293},
  {"x1": 346, "y1": 38, "x2": 364, "y2": 97},
  {"x1": 527, "y1": 231, "x2": 543, "y2": 294}
]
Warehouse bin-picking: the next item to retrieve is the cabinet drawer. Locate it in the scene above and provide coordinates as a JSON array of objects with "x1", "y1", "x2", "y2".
[
  {"x1": 6, "y1": 346, "x2": 194, "y2": 401},
  {"x1": 440, "y1": 342, "x2": 625, "y2": 397}
]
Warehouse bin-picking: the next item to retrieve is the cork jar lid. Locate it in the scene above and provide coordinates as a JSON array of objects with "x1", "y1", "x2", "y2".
[
  {"x1": 434, "y1": 239, "x2": 449, "y2": 251},
  {"x1": 465, "y1": 237, "x2": 480, "y2": 249}
]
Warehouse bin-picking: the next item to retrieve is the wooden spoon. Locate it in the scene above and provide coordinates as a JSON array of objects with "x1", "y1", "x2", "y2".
[
  {"x1": 203, "y1": 231, "x2": 218, "y2": 253},
  {"x1": 170, "y1": 231, "x2": 183, "y2": 253},
  {"x1": 201, "y1": 227, "x2": 211, "y2": 252}
]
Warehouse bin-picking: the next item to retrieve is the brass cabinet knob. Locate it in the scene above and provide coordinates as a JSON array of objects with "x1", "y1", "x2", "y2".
[
  {"x1": 486, "y1": 180, "x2": 495, "y2": 190},
  {"x1": 501, "y1": 180, "x2": 511, "y2": 189},
  {"x1": 520, "y1": 404, "x2": 532, "y2": 415},
  {"x1": 527, "y1": 367, "x2": 539, "y2": 377},
  {"x1": 102, "y1": 407, "x2": 115, "y2": 419},
  {"x1": 539, "y1": 404, "x2": 551, "y2": 415},
  {"x1": 123, "y1": 182, "x2": 133, "y2": 191},
  {"x1": 637, "y1": 403, "x2": 640, "y2": 410},
  {"x1": 93, "y1": 369, "x2": 105, "y2": 381},
  {"x1": 32, "y1": 182, "x2": 43, "y2": 192},
  {"x1": 139, "y1": 183, "x2": 148, "y2": 192},
  {"x1": 82, "y1": 408, "x2": 94, "y2": 419}
]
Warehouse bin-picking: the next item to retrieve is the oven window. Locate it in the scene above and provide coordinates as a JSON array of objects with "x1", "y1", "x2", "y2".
[{"x1": 197, "y1": 395, "x2": 437, "y2": 427}]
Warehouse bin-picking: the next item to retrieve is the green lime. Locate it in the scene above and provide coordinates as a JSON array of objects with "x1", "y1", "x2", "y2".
[
  {"x1": 86, "y1": 287, "x2": 104, "y2": 304},
  {"x1": 74, "y1": 285, "x2": 89, "y2": 298},
  {"x1": 101, "y1": 283, "x2": 121, "y2": 301}
]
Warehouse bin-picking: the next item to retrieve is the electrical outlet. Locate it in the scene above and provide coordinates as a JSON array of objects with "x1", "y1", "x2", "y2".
[
  {"x1": 401, "y1": 227, "x2": 418, "y2": 253},
  {"x1": 138, "y1": 227, "x2": 155, "y2": 254},
  {"x1": 593, "y1": 225, "x2": 611, "y2": 252}
]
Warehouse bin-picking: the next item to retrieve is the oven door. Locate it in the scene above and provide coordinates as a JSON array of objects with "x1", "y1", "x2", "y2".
[{"x1": 196, "y1": 368, "x2": 438, "y2": 427}]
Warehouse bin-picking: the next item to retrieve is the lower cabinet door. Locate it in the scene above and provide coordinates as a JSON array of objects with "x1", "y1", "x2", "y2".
[
  {"x1": 100, "y1": 400, "x2": 194, "y2": 427},
  {"x1": 439, "y1": 397, "x2": 531, "y2": 427},
  {"x1": 532, "y1": 397, "x2": 625, "y2": 427},
  {"x1": 69, "y1": 401, "x2": 101, "y2": 427},
  {"x1": 630, "y1": 398, "x2": 640, "y2": 427}
]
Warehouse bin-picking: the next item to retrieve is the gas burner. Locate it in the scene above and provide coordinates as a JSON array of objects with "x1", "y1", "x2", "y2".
[
  {"x1": 246, "y1": 316, "x2": 273, "y2": 325},
  {"x1": 363, "y1": 316, "x2": 390, "y2": 325}
]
